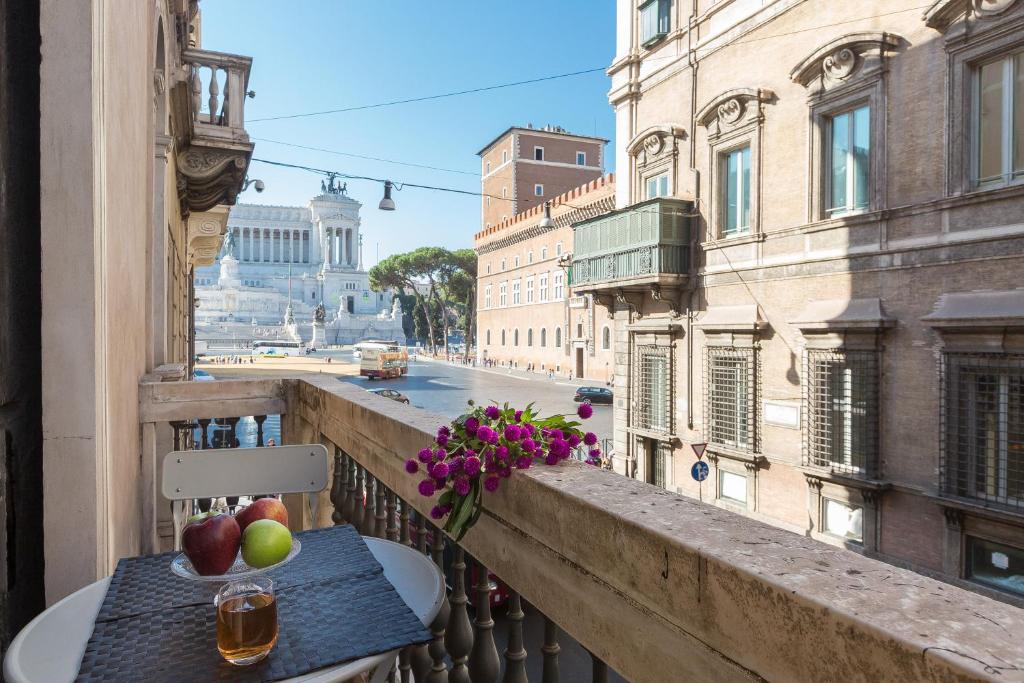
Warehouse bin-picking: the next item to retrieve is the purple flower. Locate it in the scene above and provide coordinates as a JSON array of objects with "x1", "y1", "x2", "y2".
[
  {"x1": 484, "y1": 405, "x2": 501, "y2": 420},
  {"x1": 586, "y1": 457, "x2": 600, "y2": 466},
  {"x1": 589, "y1": 449, "x2": 602, "y2": 458},
  {"x1": 577, "y1": 403, "x2": 594, "y2": 419},
  {"x1": 533, "y1": 448, "x2": 544, "y2": 459},
  {"x1": 523, "y1": 423, "x2": 536, "y2": 436},
  {"x1": 567, "y1": 434, "x2": 582, "y2": 448},
  {"x1": 436, "y1": 433, "x2": 449, "y2": 447},
  {"x1": 438, "y1": 425, "x2": 451, "y2": 438},
  {"x1": 521, "y1": 437, "x2": 536, "y2": 452},
  {"x1": 449, "y1": 456, "x2": 465, "y2": 473},
  {"x1": 495, "y1": 445, "x2": 509, "y2": 460},
  {"x1": 430, "y1": 505, "x2": 451, "y2": 520},
  {"x1": 514, "y1": 410, "x2": 523, "y2": 423},
  {"x1": 434, "y1": 447, "x2": 448, "y2": 461},
  {"x1": 464, "y1": 448, "x2": 477, "y2": 458},
  {"x1": 583, "y1": 432, "x2": 598, "y2": 446},
  {"x1": 464, "y1": 456, "x2": 482, "y2": 476},
  {"x1": 418, "y1": 479, "x2": 437, "y2": 497},
  {"x1": 405, "y1": 459, "x2": 420, "y2": 474},
  {"x1": 484, "y1": 476, "x2": 500, "y2": 492},
  {"x1": 499, "y1": 467, "x2": 512, "y2": 479},
  {"x1": 454, "y1": 478, "x2": 471, "y2": 496},
  {"x1": 544, "y1": 453, "x2": 559, "y2": 466},
  {"x1": 432, "y1": 461, "x2": 450, "y2": 479},
  {"x1": 549, "y1": 439, "x2": 569, "y2": 458},
  {"x1": 476, "y1": 426, "x2": 495, "y2": 444},
  {"x1": 548, "y1": 429, "x2": 565, "y2": 441},
  {"x1": 434, "y1": 477, "x2": 447, "y2": 488},
  {"x1": 464, "y1": 416, "x2": 479, "y2": 436},
  {"x1": 418, "y1": 448, "x2": 434, "y2": 463},
  {"x1": 503, "y1": 424, "x2": 521, "y2": 441},
  {"x1": 515, "y1": 456, "x2": 532, "y2": 470}
]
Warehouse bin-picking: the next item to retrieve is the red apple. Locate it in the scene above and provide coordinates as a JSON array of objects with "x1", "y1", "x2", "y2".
[
  {"x1": 181, "y1": 513, "x2": 240, "y2": 576},
  {"x1": 234, "y1": 497, "x2": 288, "y2": 534}
]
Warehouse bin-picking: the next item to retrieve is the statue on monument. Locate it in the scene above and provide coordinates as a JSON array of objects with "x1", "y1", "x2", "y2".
[
  {"x1": 221, "y1": 229, "x2": 236, "y2": 258},
  {"x1": 314, "y1": 301, "x2": 327, "y2": 323},
  {"x1": 390, "y1": 297, "x2": 402, "y2": 320}
]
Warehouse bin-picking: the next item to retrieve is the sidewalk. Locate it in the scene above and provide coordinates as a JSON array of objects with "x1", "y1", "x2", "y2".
[{"x1": 414, "y1": 353, "x2": 607, "y2": 389}]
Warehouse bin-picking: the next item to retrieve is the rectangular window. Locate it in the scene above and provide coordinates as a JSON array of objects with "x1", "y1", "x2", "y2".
[
  {"x1": 486, "y1": 161, "x2": 491, "y2": 174},
  {"x1": 525, "y1": 277, "x2": 534, "y2": 303},
  {"x1": 967, "y1": 536, "x2": 1024, "y2": 597},
  {"x1": 649, "y1": 440, "x2": 673, "y2": 489},
  {"x1": 828, "y1": 105, "x2": 870, "y2": 216},
  {"x1": 499, "y1": 282, "x2": 507, "y2": 307},
  {"x1": 942, "y1": 353, "x2": 1024, "y2": 511},
  {"x1": 977, "y1": 52, "x2": 1024, "y2": 185},
  {"x1": 723, "y1": 146, "x2": 751, "y2": 236},
  {"x1": 512, "y1": 280, "x2": 521, "y2": 305},
  {"x1": 534, "y1": 147, "x2": 545, "y2": 161},
  {"x1": 706, "y1": 346, "x2": 756, "y2": 451},
  {"x1": 484, "y1": 285, "x2": 492, "y2": 309},
  {"x1": 634, "y1": 345, "x2": 672, "y2": 433},
  {"x1": 553, "y1": 272, "x2": 564, "y2": 300},
  {"x1": 640, "y1": 0, "x2": 671, "y2": 46},
  {"x1": 539, "y1": 274, "x2": 549, "y2": 302},
  {"x1": 823, "y1": 498, "x2": 864, "y2": 542},
  {"x1": 805, "y1": 349, "x2": 880, "y2": 476},
  {"x1": 576, "y1": 151, "x2": 587, "y2": 166},
  {"x1": 645, "y1": 173, "x2": 670, "y2": 199},
  {"x1": 535, "y1": 184, "x2": 544, "y2": 196},
  {"x1": 719, "y1": 471, "x2": 747, "y2": 504}
]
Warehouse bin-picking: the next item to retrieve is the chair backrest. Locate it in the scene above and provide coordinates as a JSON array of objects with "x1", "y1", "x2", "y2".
[{"x1": 161, "y1": 444, "x2": 329, "y2": 549}]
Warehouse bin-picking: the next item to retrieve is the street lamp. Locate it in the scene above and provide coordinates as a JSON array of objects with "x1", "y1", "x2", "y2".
[
  {"x1": 538, "y1": 201, "x2": 554, "y2": 229},
  {"x1": 379, "y1": 181, "x2": 396, "y2": 211}
]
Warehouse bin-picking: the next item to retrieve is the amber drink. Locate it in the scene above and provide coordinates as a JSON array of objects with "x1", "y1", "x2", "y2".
[{"x1": 216, "y1": 577, "x2": 278, "y2": 665}]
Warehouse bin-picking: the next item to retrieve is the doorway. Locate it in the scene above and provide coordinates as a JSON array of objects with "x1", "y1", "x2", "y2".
[
  {"x1": 575, "y1": 347, "x2": 584, "y2": 378},
  {"x1": 346, "y1": 296, "x2": 354, "y2": 314}
]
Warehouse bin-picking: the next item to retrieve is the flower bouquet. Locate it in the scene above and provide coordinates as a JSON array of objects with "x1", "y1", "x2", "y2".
[{"x1": 407, "y1": 401, "x2": 602, "y2": 541}]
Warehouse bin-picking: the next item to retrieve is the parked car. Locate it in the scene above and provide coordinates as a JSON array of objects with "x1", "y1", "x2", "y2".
[
  {"x1": 574, "y1": 386, "x2": 613, "y2": 404},
  {"x1": 367, "y1": 388, "x2": 410, "y2": 404},
  {"x1": 193, "y1": 369, "x2": 215, "y2": 382}
]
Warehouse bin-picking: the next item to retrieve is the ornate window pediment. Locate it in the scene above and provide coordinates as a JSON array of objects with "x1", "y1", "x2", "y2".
[
  {"x1": 627, "y1": 125, "x2": 686, "y2": 167},
  {"x1": 696, "y1": 88, "x2": 774, "y2": 140},
  {"x1": 790, "y1": 32, "x2": 903, "y2": 96},
  {"x1": 924, "y1": 0, "x2": 1021, "y2": 31}
]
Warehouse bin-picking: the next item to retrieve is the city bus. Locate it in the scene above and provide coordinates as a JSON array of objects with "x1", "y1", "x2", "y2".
[
  {"x1": 251, "y1": 340, "x2": 305, "y2": 357},
  {"x1": 358, "y1": 341, "x2": 409, "y2": 379}
]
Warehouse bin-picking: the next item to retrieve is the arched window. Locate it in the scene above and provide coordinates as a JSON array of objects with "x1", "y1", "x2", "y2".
[
  {"x1": 513, "y1": 329, "x2": 519, "y2": 346},
  {"x1": 527, "y1": 329, "x2": 533, "y2": 346},
  {"x1": 555, "y1": 327, "x2": 562, "y2": 348},
  {"x1": 540, "y1": 328, "x2": 547, "y2": 347},
  {"x1": 486, "y1": 330, "x2": 491, "y2": 345},
  {"x1": 602, "y1": 326, "x2": 611, "y2": 350},
  {"x1": 501, "y1": 330, "x2": 506, "y2": 346},
  {"x1": 541, "y1": 247, "x2": 548, "y2": 260}
]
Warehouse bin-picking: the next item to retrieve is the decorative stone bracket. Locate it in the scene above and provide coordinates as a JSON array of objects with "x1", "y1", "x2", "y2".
[
  {"x1": 187, "y1": 206, "x2": 230, "y2": 268},
  {"x1": 789, "y1": 32, "x2": 903, "y2": 96},
  {"x1": 177, "y1": 148, "x2": 250, "y2": 216}
]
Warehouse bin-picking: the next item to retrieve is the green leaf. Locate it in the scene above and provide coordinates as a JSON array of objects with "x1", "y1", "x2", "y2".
[{"x1": 438, "y1": 490, "x2": 453, "y2": 506}]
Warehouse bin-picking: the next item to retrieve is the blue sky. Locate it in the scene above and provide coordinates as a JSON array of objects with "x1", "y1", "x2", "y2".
[{"x1": 201, "y1": 1, "x2": 616, "y2": 267}]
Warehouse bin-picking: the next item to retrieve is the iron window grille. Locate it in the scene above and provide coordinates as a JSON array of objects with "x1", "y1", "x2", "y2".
[
  {"x1": 803, "y1": 349, "x2": 880, "y2": 477},
  {"x1": 941, "y1": 353, "x2": 1024, "y2": 513},
  {"x1": 650, "y1": 440, "x2": 673, "y2": 489},
  {"x1": 632, "y1": 345, "x2": 673, "y2": 434},
  {"x1": 705, "y1": 346, "x2": 758, "y2": 452}
]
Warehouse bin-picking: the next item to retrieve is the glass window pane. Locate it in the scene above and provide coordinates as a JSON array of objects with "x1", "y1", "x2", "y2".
[
  {"x1": 824, "y1": 499, "x2": 863, "y2": 541},
  {"x1": 1015, "y1": 54, "x2": 1024, "y2": 175},
  {"x1": 979, "y1": 59, "x2": 1005, "y2": 182},
  {"x1": 659, "y1": 175, "x2": 669, "y2": 197},
  {"x1": 852, "y1": 106, "x2": 870, "y2": 210},
  {"x1": 968, "y1": 537, "x2": 1024, "y2": 597},
  {"x1": 740, "y1": 146, "x2": 751, "y2": 230},
  {"x1": 830, "y1": 112, "x2": 850, "y2": 211},
  {"x1": 720, "y1": 471, "x2": 747, "y2": 503},
  {"x1": 725, "y1": 151, "x2": 738, "y2": 234},
  {"x1": 646, "y1": 177, "x2": 657, "y2": 199}
]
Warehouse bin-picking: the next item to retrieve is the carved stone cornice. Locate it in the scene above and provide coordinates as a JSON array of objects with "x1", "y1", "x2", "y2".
[
  {"x1": 695, "y1": 88, "x2": 775, "y2": 140},
  {"x1": 187, "y1": 206, "x2": 230, "y2": 267},
  {"x1": 176, "y1": 147, "x2": 250, "y2": 215},
  {"x1": 790, "y1": 32, "x2": 903, "y2": 96},
  {"x1": 615, "y1": 289, "x2": 645, "y2": 318},
  {"x1": 626, "y1": 124, "x2": 686, "y2": 168},
  {"x1": 924, "y1": 0, "x2": 1020, "y2": 31},
  {"x1": 650, "y1": 285, "x2": 683, "y2": 319}
]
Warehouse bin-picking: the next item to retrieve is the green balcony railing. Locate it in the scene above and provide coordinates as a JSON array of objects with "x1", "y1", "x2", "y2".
[{"x1": 570, "y1": 197, "x2": 693, "y2": 288}]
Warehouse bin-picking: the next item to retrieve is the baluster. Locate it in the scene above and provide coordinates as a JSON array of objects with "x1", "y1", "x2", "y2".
[
  {"x1": 541, "y1": 618, "x2": 560, "y2": 683},
  {"x1": 399, "y1": 498, "x2": 411, "y2": 546},
  {"x1": 343, "y1": 456, "x2": 357, "y2": 523},
  {"x1": 170, "y1": 420, "x2": 185, "y2": 451},
  {"x1": 408, "y1": 512, "x2": 433, "y2": 680},
  {"x1": 417, "y1": 511, "x2": 428, "y2": 554},
  {"x1": 219, "y1": 66, "x2": 229, "y2": 125},
  {"x1": 386, "y1": 490, "x2": 399, "y2": 542},
  {"x1": 502, "y1": 592, "x2": 528, "y2": 683},
  {"x1": 351, "y1": 464, "x2": 366, "y2": 533},
  {"x1": 331, "y1": 450, "x2": 347, "y2": 525},
  {"x1": 426, "y1": 528, "x2": 451, "y2": 683},
  {"x1": 469, "y1": 561, "x2": 500, "y2": 683},
  {"x1": 207, "y1": 64, "x2": 219, "y2": 124},
  {"x1": 190, "y1": 65, "x2": 201, "y2": 120},
  {"x1": 226, "y1": 416, "x2": 240, "y2": 446},
  {"x1": 363, "y1": 473, "x2": 377, "y2": 536},
  {"x1": 197, "y1": 418, "x2": 211, "y2": 449},
  {"x1": 398, "y1": 647, "x2": 412, "y2": 683},
  {"x1": 375, "y1": 478, "x2": 387, "y2": 539},
  {"x1": 254, "y1": 414, "x2": 266, "y2": 447},
  {"x1": 590, "y1": 652, "x2": 608, "y2": 683},
  {"x1": 445, "y1": 546, "x2": 473, "y2": 683}
]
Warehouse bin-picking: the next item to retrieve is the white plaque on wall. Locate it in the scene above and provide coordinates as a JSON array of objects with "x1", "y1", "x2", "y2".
[{"x1": 764, "y1": 400, "x2": 800, "y2": 429}]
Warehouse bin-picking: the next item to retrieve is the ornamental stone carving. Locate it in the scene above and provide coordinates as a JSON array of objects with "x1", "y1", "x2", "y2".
[
  {"x1": 177, "y1": 148, "x2": 250, "y2": 214},
  {"x1": 790, "y1": 32, "x2": 902, "y2": 96},
  {"x1": 925, "y1": 0, "x2": 1021, "y2": 30},
  {"x1": 627, "y1": 125, "x2": 686, "y2": 168},
  {"x1": 696, "y1": 88, "x2": 774, "y2": 139}
]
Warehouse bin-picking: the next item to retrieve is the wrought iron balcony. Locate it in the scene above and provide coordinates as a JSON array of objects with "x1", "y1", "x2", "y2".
[
  {"x1": 570, "y1": 197, "x2": 693, "y2": 292},
  {"x1": 136, "y1": 376, "x2": 1024, "y2": 682}
]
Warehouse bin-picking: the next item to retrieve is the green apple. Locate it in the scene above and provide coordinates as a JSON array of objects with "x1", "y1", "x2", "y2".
[{"x1": 241, "y1": 519, "x2": 292, "y2": 568}]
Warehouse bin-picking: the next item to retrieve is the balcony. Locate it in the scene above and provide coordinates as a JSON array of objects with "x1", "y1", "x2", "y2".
[
  {"x1": 570, "y1": 198, "x2": 693, "y2": 297},
  {"x1": 137, "y1": 376, "x2": 1024, "y2": 682}
]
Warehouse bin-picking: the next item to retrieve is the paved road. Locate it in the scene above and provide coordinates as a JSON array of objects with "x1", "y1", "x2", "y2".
[{"x1": 336, "y1": 354, "x2": 615, "y2": 441}]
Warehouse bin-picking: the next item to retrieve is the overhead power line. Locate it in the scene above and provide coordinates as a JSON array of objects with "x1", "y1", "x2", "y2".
[
  {"x1": 248, "y1": 67, "x2": 607, "y2": 123},
  {"x1": 252, "y1": 137, "x2": 478, "y2": 176}
]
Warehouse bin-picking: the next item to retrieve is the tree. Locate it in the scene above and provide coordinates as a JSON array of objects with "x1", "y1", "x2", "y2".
[{"x1": 369, "y1": 253, "x2": 437, "y2": 351}]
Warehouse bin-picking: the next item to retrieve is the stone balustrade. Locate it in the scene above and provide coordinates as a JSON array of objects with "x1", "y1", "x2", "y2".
[
  {"x1": 182, "y1": 48, "x2": 252, "y2": 136},
  {"x1": 139, "y1": 375, "x2": 1024, "y2": 682}
]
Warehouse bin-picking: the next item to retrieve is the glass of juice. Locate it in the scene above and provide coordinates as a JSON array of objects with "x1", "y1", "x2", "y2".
[{"x1": 216, "y1": 577, "x2": 278, "y2": 665}]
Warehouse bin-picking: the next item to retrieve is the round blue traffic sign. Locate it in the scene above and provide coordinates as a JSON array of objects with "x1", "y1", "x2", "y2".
[{"x1": 691, "y1": 461, "x2": 709, "y2": 482}]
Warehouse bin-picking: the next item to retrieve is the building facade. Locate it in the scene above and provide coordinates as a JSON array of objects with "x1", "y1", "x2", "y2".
[
  {"x1": 476, "y1": 175, "x2": 616, "y2": 381},
  {"x1": 193, "y1": 181, "x2": 404, "y2": 346},
  {"x1": 478, "y1": 125, "x2": 607, "y2": 229},
  {"x1": 574, "y1": 0, "x2": 1024, "y2": 604}
]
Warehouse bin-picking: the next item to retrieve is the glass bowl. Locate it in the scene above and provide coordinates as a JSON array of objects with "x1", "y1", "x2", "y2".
[{"x1": 170, "y1": 538, "x2": 301, "y2": 583}]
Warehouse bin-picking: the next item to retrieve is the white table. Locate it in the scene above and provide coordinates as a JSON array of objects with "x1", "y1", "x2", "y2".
[{"x1": 4, "y1": 538, "x2": 445, "y2": 683}]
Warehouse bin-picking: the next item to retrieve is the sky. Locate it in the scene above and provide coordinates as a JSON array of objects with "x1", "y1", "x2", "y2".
[{"x1": 201, "y1": 1, "x2": 617, "y2": 268}]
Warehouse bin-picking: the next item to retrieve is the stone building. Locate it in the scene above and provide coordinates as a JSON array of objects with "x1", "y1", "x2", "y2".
[
  {"x1": 478, "y1": 125, "x2": 607, "y2": 229},
  {"x1": 476, "y1": 175, "x2": 616, "y2": 380},
  {"x1": 193, "y1": 181, "x2": 404, "y2": 346},
  {"x1": 572, "y1": 0, "x2": 1024, "y2": 604}
]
